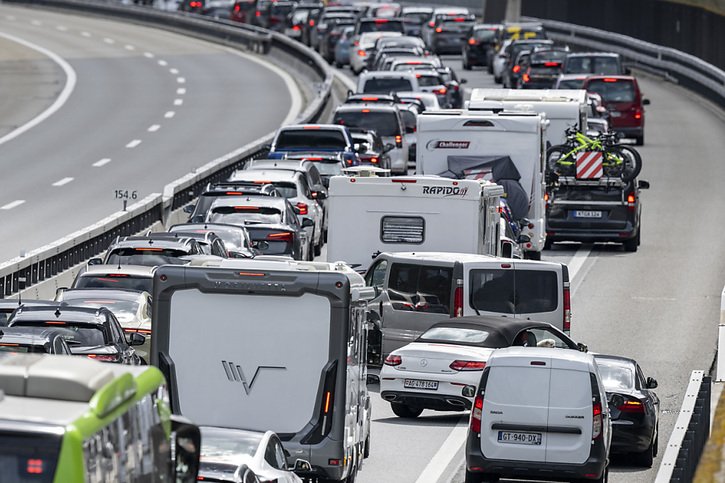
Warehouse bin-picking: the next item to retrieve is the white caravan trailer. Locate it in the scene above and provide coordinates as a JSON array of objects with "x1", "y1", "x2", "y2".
[
  {"x1": 151, "y1": 259, "x2": 375, "y2": 482},
  {"x1": 327, "y1": 175, "x2": 504, "y2": 270},
  {"x1": 416, "y1": 110, "x2": 547, "y2": 259},
  {"x1": 467, "y1": 88, "x2": 588, "y2": 147}
]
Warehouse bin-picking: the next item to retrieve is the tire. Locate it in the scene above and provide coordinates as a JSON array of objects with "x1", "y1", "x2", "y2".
[
  {"x1": 494, "y1": 74, "x2": 502, "y2": 84},
  {"x1": 462, "y1": 55, "x2": 472, "y2": 70},
  {"x1": 544, "y1": 238, "x2": 553, "y2": 250},
  {"x1": 464, "y1": 471, "x2": 483, "y2": 483},
  {"x1": 635, "y1": 134, "x2": 644, "y2": 146},
  {"x1": 363, "y1": 435, "x2": 370, "y2": 458},
  {"x1": 624, "y1": 230, "x2": 639, "y2": 252},
  {"x1": 390, "y1": 402, "x2": 423, "y2": 418},
  {"x1": 609, "y1": 145, "x2": 642, "y2": 182},
  {"x1": 635, "y1": 440, "x2": 655, "y2": 467}
]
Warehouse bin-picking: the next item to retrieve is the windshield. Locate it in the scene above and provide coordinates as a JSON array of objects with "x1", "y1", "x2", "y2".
[
  {"x1": 359, "y1": 20, "x2": 404, "y2": 33},
  {"x1": 469, "y1": 269, "x2": 558, "y2": 314},
  {"x1": 0, "y1": 432, "x2": 62, "y2": 483},
  {"x1": 394, "y1": 63, "x2": 435, "y2": 71},
  {"x1": 565, "y1": 56, "x2": 621, "y2": 75},
  {"x1": 334, "y1": 111, "x2": 400, "y2": 136},
  {"x1": 362, "y1": 77, "x2": 413, "y2": 94},
  {"x1": 473, "y1": 28, "x2": 496, "y2": 41},
  {"x1": 275, "y1": 130, "x2": 346, "y2": 150},
  {"x1": 419, "y1": 327, "x2": 491, "y2": 344},
  {"x1": 76, "y1": 275, "x2": 152, "y2": 293},
  {"x1": 311, "y1": 161, "x2": 342, "y2": 176},
  {"x1": 597, "y1": 361, "x2": 635, "y2": 391},
  {"x1": 200, "y1": 428, "x2": 262, "y2": 461},
  {"x1": 106, "y1": 248, "x2": 188, "y2": 267},
  {"x1": 586, "y1": 79, "x2": 635, "y2": 103}
]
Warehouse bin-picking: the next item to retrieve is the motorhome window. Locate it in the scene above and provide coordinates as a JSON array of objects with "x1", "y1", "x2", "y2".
[
  {"x1": 362, "y1": 78, "x2": 413, "y2": 94},
  {"x1": 469, "y1": 269, "x2": 558, "y2": 314},
  {"x1": 388, "y1": 263, "x2": 452, "y2": 313},
  {"x1": 381, "y1": 217, "x2": 424, "y2": 244},
  {"x1": 0, "y1": 431, "x2": 61, "y2": 483}
]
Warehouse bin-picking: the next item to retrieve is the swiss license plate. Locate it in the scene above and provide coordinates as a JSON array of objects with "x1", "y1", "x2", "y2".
[
  {"x1": 404, "y1": 379, "x2": 439, "y2": 390},
  {"x1": 574, "y1": 210, "x2": 602, "y2": 218},
  {"x1": 498, "y1": 431, "x2": 542, "y2": 445}
]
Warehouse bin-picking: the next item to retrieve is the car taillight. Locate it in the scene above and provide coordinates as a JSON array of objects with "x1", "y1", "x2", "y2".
[
  {"x1": 87, "y1": 354, "x2": 120, "y2": 362},
  {"x1": 512, "y1": 65, "x2": 521, "y2": 73},
  {"x1": 358, "y1": 49, "x2": 366, "y2": 57},
  {"x1": 428, "y1": 20, "x2": 435, "y2": 27},
  {"x1": 544, "y1": 61, "x2": 560, "y2": 67},
  {"x1": 467, "y1": 38, "x2": 477, "y2": 45},
  {"x1": 267, "y1": 232, "x2": 293, "y2": 242},
  {"x1": 470, "y1": 394, "x2": 483, "y2": 433},
  {"x1": 563, "y1": 285, "x2": 571, "y2": 334},
  {"x1": 633, "y1": 108, "x2": 642, "y2": 120},
  {"x1": 255, "y1": 10, "x2": 260, "y2": 16},
  {"x1": 296, "y1": 202, "x2": 308, "y2": 215},
  {"x1": 309, "y1": 19, "x2": 315, "y2": 26},
  {"x1": 384, "y1": 354, "x2": 402, "y2": 366},
  {"x1": 292, "y1": 25, "x2": 301, "y2": 31},
  {"x1": 617, "y1": 399, "x2": 645, "y2": 413},
  {"x1": 370, "y1": 157, "x2": 378, "y2": 164},
  {"x1": 449, "y1": 360, "x2": 486, "y2": 371},
  {"x1": 395, "y1": 135, "x2": 402, "y2": 147},
  {"x1": 453, "y1": 285, "x2": 463, "y2": 317},
  {"x1": 435, "y1": 27, "x2": 442, "y2": 33},
  {"x1": 522, "y1": 73, "x2": 530, "y2": 83},
  {"x1": 434, "y1": 87, "x2": 447, "y2": 95},
  {"x1": 233, "y1": 3, "x2": 240, "y2": 11},
  {"x1": 353, "y1": 40, "x2": 359, "y2": 46},
  {"x1": 592, "y1": 402, "x2": 602, "y2": 439}
]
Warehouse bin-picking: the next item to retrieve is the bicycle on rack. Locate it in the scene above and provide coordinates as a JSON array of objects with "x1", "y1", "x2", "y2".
[{"x1": 546, "y1": 127, "x2": 642, "y2": 182}]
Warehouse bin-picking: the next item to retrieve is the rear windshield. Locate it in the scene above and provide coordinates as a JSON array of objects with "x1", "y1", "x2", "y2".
[
  {"x1": 469, "y1": 269, "x2": 558, "y2": 314},
  {"x1": 106, "y1": 248, "x2": 188, "y2": 267},
  {"x1": 439, "y1": 20, "x2": 474, "y2": 31},
  {"x1": 76, "y1": 275, "x2": 152, "y2": 293},
  {"x1": 269, "y1": 4, "x2": 292, "y2": 15},
  {"x1": 557, "y1": 78, "x2": 585, "y2": 89},
  {"x1": 596, "y1": 360, "x2": 635, "y2": 391},
  {"x1": 419, "y1": 326, "x2": 490, "y2": 344},
  {"x1": 394, "y1": 63, "x2": 435, "y2": 71},
  {"x1": 586, "y1": 79, "x2": 635, "y2": 103},
  {"x1": 401, "y1": 11, "x2": 429, "y2": 23},
  {"x1": 311, "y1": 161, "x2": 343, "y2": 176},
  {"x1": 0, "y1": 432, "x2": 61, "y2": 483},
  {"x1": 247, "y1": 229, "x2": 294, "y2": 255},
  {"x1": 473, "y1": 28, "x2": 496, "y2": 41},
  {"x1": 359, "y1": 20, "x2": 405, "y2": 33},
  {"x1": 388, "y1": 263, "x2": 452, "y2": 314},
  {"x1": 334, "y1": 111, "x2": 400, "y2": 136},
  {"x1": 207, "y1": 207, "x2": 283, "y2": 225},
  {"x1": 275, "y1": 130, "x2": 346, "y2": 150},
  {"x1": 0, "y1": 344, "x2": 47, "y2": 354},
  {"x1": 362, "y1": 77, "x2": 413, "y2": 94},
  {"x1": 530, "y1": 51, "x2": 567, "y2": 64},
  {"x1": 370, "y1": 6, "x2": 399, "y2": 17},
  {"x1": 416, "y1": 75, "x2": 443, "y2": 87},
  {"x1": 61, "y1": 297, "x2": 140, "y2": 320},
  {"x1": 565, "y1": 56, "x2": 621, "y2": 75},
  {"x1": 13, "y1": 322, "x2": 106, "y2": 347},
  {"x1": 200, "y1": 428, "x2": 262, "y2": 460}
]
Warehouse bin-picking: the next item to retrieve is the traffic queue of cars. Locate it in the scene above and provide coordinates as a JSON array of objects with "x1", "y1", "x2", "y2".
[{"x1": 0, "y1": 9, "x2": 662, "y2": 483}]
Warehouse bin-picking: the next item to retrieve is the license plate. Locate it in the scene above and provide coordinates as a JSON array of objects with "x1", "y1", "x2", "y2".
[
  {"x1": 498, "y1": 431, "x2": 542, "y2": 445},
  {"x1": 609, "y1": 111, "x2": 621, "y2": 117},
  {"x1": 573, "y1": 210, "x2": 602, "y2": 218},
  {"x1": 404, "y1": 379, "x2": 439, "y2": 390}
]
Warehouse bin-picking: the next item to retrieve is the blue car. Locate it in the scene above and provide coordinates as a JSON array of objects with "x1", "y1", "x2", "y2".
[
  {"x1": 334, "y1": 26, "x2": 354, "y2": 67},
  {"x1": 268, "y1": 124, "x2": 359, "y2": 166}
]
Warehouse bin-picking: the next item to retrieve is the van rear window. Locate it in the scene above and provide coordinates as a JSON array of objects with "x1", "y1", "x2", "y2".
[
  {"x1": 381, "y1": 217, "x2": 424, "y2": 244},
  {"x1": 586, "y1": 79, "x2": 635, "y2": 103},
  {"x1": 388, "y1": 263, "x2": 452, "y2": 313},
  {"x1": 334, "y1": 111, "x2": 401, "y2": 137},
  {"x1": 276, "y1": 130, "x2": 347, "y2": 150},
  {"x1": 469, "y1": 269, "x2": 558, "y2": 314}
]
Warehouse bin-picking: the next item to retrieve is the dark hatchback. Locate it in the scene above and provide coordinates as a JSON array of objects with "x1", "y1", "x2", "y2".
[
  {"x1": 462, "y1": 24, "x2": 498, "y2": 69},
  {"x1": 545, "y1": 177, "x2": 650, "y2": 252},
  {"x1": 429, "y1": 15, "x2": 475, "y2": 55},
  {"x1": 595, "y1": 354, "x2": 660, "y2": 467}
]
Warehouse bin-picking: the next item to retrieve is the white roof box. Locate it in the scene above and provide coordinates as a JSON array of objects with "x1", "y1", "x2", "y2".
[{"x1": 469, "y1": 88, "x2": 587, "y2": 107}]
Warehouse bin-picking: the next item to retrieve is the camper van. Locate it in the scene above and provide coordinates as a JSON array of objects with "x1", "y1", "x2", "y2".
[
  {"x1": 416, "y1": 110, "x2": 548, "y2": 259},
  {"x1": 151, "y1": 259, "x2": 374, "y2": 483},
  {"x1": 327, "y1": 175, "x2": 504, "y2": 270},
  {"x1": 467, "y1": 88, "x2": 588, "y2": 148}
]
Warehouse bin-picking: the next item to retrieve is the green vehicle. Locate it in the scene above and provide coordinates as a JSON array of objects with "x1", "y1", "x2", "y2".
[{"x1": 0, "y1": 353, "x2": 201, "y2": 482}]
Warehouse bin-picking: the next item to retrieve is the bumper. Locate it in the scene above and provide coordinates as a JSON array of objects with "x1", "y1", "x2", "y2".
[
  {"x1": 612, "y1": 125, "x2": 644, "y2": 138},
  {"x1": 432, "y1": 39, "x2": 464, "y2": 54},
  {"x1": 546, "y1": 220, "x2": 637, "y2": 243},
  {"x1": 381, "y1": 390, "x2": 472, "y2": 411},
  {"x1": 611, "y1": 420, "x2": 654, "y2": 454},
  {"x1": 465, "y1": 49, "x2": 488, "y2": 65},
  {"x1": 466, "y1": 436, "x2": 607, "y2": 481}
]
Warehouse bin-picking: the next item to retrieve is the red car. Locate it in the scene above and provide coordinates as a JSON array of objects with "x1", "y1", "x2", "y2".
[{"x1": 582, "y1": 75, "x2": 650, "y2": 145}]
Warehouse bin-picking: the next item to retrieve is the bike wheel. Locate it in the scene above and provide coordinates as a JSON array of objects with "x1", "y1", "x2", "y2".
[
  {"x1": 546, "y1": 144, "x2": 575, "y2": 175},
  {"x1": 609, "y1": 145, "x2": 642, "y2": 182}
]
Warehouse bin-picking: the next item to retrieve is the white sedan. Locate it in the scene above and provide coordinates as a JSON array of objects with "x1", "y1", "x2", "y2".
[
  {"x1": 199, "y1": 426, "x2": 305, "y2": 483},
  {"x1": 380, "y1": 317, "x2": 583, "y2": 418}
]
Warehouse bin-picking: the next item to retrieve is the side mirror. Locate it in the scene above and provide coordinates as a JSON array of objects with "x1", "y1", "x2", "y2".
[
  {"x1": 643, "y1": 98, "x2": 651, "y2": 106},
  {"x1": 171, "y1": 415, "x2": 201, "y2": 483},
  {"x1": 55, "y1": 287, "x2": 68, "y2": 301},
  {"x1": 460, "y1": 78, "x2": 468, "y2": 84},
  {"x1": 638, "y1": 179, "x2": 650, "y2": 190},
  {"x1": 577, "y1": 342, "x2": 588, "y2": 353},
  {"x1": 646, "y1": 377, "x2": 658, "y2": 389},
  {"x1": 302, "y1": 218, "x2": 314, "y2": 228},
  {"x1": 383, "y1": 143, "x2": 395, "y2": 153},
  {"x1": 182, "y1": 204, "x2": 195, "y2": 214},
  {"x1": 312, "y1": 190, "x2": 328, "y2": 200},
  {"x1": 88, "y1": 257, "x2": 104, "y2": 266},
  {"x1": 292, "y1": 459, "x2": 312, "y2": 472},
  {"x1": 128, "y1": 332, "x2": 146, "y2": 346}
]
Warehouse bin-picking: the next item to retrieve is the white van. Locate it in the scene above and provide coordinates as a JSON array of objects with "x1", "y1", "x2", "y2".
[
  {"x1": 465, "y1": 347, "x2": 611, "y2": 483},
  {"x1": 364, "y1": 252, "x2": 571, "y2": 367},
  {"x1": 467, "y1": 88, "x2": 588, "y2": 148},
  {"x1": 416, "y1": 110, "x2": 547, "y2": 259},
  {"x1": 151, "y1": 259, "x2": 375, "y2": 482},
  {"x1": 327, "y1": 175, "x2": 504, "y2": 270}
]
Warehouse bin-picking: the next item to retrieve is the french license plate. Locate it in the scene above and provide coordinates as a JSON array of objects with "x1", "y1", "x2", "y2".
[
  {"x1": 498, "y1": 431, "x2": 542, "y2": 445},
  {"x1": 404, "y1": 379, "x2": 439, "y2": 390},
  {"x1": 574, "y1": 210, "x2": 602, "y2": 218}
]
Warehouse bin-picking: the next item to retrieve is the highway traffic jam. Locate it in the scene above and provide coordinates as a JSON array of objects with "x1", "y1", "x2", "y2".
[{"x1": 0, "y1": 3, "x2": 663, "y2": 483}]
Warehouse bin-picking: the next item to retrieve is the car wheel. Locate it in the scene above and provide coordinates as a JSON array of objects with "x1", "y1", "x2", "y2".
[
  {"x1": 464, "y1": 470, "x2": 483, "y2": 483},
  {"x1": 363, "y1": 435, "x2": 370, "y2": 458},
  {"x1": 636, "y1": 437, "x2": 656, "y2": 467},
  {"x1": 494, "y1": 75, "x2": 502, "y2": 84},
  {"x1": 623, "y1": 230, "x2": 639, "y2": 252},
  {"x1": 635, "y1": 134, "x2": 644, "y2": 146},
  {"x1": 544, "y1": 238, "x2": 553, "y2": 250},
  {"x1": 390, "y1": 402, "x2": 423, "y2": 418}
]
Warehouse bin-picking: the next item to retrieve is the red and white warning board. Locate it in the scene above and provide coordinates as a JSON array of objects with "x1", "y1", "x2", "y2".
[{"x1": 576, "y1": 151, "x2": 604, "y2": 179}]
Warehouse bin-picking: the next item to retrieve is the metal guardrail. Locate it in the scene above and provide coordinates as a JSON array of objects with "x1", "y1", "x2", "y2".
[
  {"x1": 0, "y1": 0, "x2": 335, "y2": 298},
  {"x1": 656, "y1": 371, "x2": 712, "y2": 483}
]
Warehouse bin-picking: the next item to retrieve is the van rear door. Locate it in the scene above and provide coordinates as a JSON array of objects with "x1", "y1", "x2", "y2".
[
  {"x1": 545, "y1": 358, "x2": 593, "y2": 464},
  {"x1": 480, "y1": 357, "x2": 550, "y2": 462}
]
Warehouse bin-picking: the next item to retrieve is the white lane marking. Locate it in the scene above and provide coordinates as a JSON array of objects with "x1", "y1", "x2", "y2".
[
  {"x1": 169, "y1": 67, "x2": 179, "y2": 74},
  {"x1": 126, "y1": 139, "x2": 142, "y2": 148},
  {"x1": 222, "y1": 47, "x2": 302, "y2": 125},
  {"x1": 148, "y1": 124, "x2": 161, "y2": 132},
  {"x1": 30, "y1": 20, "x2": 42, "y2": 26},
  {"x1": 158, "y1": 59, "x2": 168, "y2": 66},
  {"x1": 176, "y1": 87, "x2": 186, "y2": 95},
  {"x1": 93, "y1": 158, "x2": 111, "y2": 167},
  {"x1": 164, "y1": 111, "x2": 175, "y2": 118},
  {"x1": 125, "y1": 44, "x2": 135, "y2": 51},
  {"x1": 0, "y1": 33, "x2": 77, "y2": 147},
  {"x1": 176, "y1": 77, "x2": 186, "y2": 83},
  {"x1": 173, "y1": 98, "x2": 183, "y2": 106},
  {"x1": 567, "y1": 245, "x2": 593, "y2": 280},
  {"x1": 1, "y1": 200, "x2": 25, "y2": 210},
  {"x1": 56, "y1": 25, "x2": 68, "y2": 32},
  {"x1": 52, "y1": 177, "x2": 74, "y2": 187},
  {"x1": 81, "y1": 31, "x2": 91, "y2": 37},
  {"x1": 103, "y1": 37, "x2": 115, "y2": 44},
  {"x1": 414, "y1": 417, "x2": 468, "y2": 483},
  {"x1": 143, "y1": 52, "x2": 154, "y2": 58}
]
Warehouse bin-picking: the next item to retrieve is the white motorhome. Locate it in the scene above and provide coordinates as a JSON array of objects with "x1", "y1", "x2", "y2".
[
  {"x1": 467, "y1": 88, "x2": 588, "y2": 148},
  {"x1": 151, "y1": 259, "x2": 375, "y2": 483},
  {"x1": 327, "y1": 175, "x2": 504, "y2": 270},
  {"x1": 416, "y1": 110, "x2": 547, "y2": 259}
]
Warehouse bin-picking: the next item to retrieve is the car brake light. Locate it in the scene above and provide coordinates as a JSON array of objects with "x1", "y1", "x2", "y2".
[
  {"x1": 295, "y1": 202, "x2": 308, "y2": 215},
  {"x1": 617, "y1": 399, "x2": 645, "y2": 413},
  {"x1": 358, "y1": 49, "x2": 366, "y2": 57},
  {"x1": 309, "y1": 19, "x2": 315, "y2": 26},
  {"x1": 449, "y1": 360, "x2": 486, "y2": 371},
  {"x1": 361, "y1": 96, "x2": 379, "y2": 101},
  {"x1": 454, "y1": 17, "x2": 466, "y2": 22},
  {"x1": 592, "y1": 402, "x2": 602, "y2": 439},
  {"x1": 370, "y1": 157, "x2": 378, "y2": 164},
  {"x1": 627, "y1": 193, "x2": 636, "y2": 204},
  {"x1": 633, "y1": 108, "x2": 642, "y2": 120},
  {"x1": 302, "y1": 125, "x2": 320, "y2": 130},
  {"x1": 512, "y1": 65, "x2": 521, "y2": 73},
  {"x1": 563, "y1": 285, "x2": 571, "y2": 333},
  {"x1": 435, "y1": 27, "x2": 442, "y2": 33},
  {"x1": 395, "y1": 135, "x2": 402, "y2": 147},
  {"x1": 374, "y1": 19, "x2": 389, "y2": 24},
  {"x1": 292, "y1": 25, "x2": 301, "y2": 31},
  {"x1": 428, "y1": 21, "x2": 435, "y2": 27},
  {"x1": 362, "y1": 109, "x2": 371, "y2": 113},
  {"x1": 107, "y1": 274, "x2": 129, "y2": 277},
  {"x1": 434, "y1": 87, "x2": 447, "y2": 95},
  {"x1": 124, "y1": 328, "x2": 152, "y2": 335},
  {"x1": 26, "y1": 459, "x2": 44, "y2": 475},
  {"x1": 225, "y1": 191, "x2": 243, "y2": 195},
  {"x1": 470, "y1": 394, "x2": 483, "y2": 433},
  {"x1": 453, "y1": 285, "x2": 463, "y2": 317},
  {"x1": 233, "y1": 4, "x2": 240, "y2": 11},
  {"x1": 267, "y1": 232, "x2": 293, "y2": 242},
  {"x1": 467, "y1": 38, "x2": 476, "y2": 45},
  {"x1": 603, "y1": 77, "x2": 618, "y2": 82},
  {"x1": 255, "y1": 10, "x2": 260, "y2": 16},
  {"x1": 544, "y1": 61, "x2": 560, "y2": 67},
  {"x1": 522, "y1": 73, "x2": 530, "y2": 83},
  {"x1": 384, "y1": 354, "x2": 402, "y2": 366},
  {"x1": 87, "y1": 354, "x2": 120, "y2": 362},
  {"x1": 234, "y1": 206, "x2": 260, "y2": 211}
]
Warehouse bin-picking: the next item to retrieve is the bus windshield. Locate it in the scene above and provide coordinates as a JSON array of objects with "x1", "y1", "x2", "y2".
[{"x1": 0, "y1": 431, "x2": 62, "y2": 483}]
